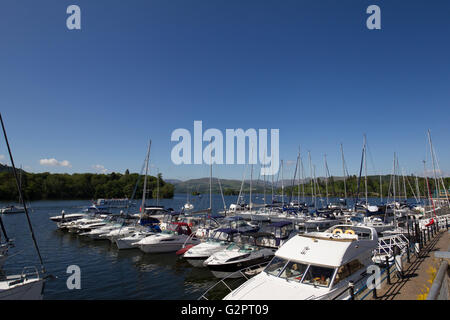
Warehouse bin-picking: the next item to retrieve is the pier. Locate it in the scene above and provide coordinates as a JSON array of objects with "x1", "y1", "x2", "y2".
[{"x1": 363, "y1": 220, "x2": 449, "y2": 300}]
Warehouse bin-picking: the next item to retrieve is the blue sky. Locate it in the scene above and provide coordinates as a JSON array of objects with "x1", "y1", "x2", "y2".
[{"x1": 0, "y1": 0, "x2": 449, "y2": 180}]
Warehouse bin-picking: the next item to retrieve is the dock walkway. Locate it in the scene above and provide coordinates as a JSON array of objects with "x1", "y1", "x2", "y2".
[{"x1": 367, "y1": 228, "x2": 449, "y2": 300}]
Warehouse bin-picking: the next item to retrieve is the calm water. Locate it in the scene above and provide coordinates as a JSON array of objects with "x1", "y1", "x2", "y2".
[{"x1": 0, "y1": 193, "x2": 414, "y2": 300}]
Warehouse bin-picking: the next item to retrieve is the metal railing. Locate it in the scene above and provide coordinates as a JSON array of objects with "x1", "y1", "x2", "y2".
[{"x1": 198, "y1": 261, "x2": 270, "y2": 300}]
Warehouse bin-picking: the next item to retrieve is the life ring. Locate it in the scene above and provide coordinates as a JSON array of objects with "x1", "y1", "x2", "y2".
[
  {"x1": 332, "y1": 228, "x2": 343, "y2": 235},
  {"x1": 425, "y1": 219, "x2": 434, "y2": 227},
  {"x1": 345, "y1": 229, "x2": 355, "y2": 235}
]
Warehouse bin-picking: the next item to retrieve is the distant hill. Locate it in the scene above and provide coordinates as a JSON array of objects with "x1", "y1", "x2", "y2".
[{"x1": 0, "y1": 163, "x2": 26, "y2": 174}]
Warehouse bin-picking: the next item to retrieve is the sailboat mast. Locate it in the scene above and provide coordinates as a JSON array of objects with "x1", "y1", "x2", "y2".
[
  {"x1": 250, "y1": 155, "x2": 253, "y2": 211},
  {"x1": 281, "y1": 160, "x2": 284, "y2": 206},
  {"x1": 324, "y1": 154, "x2": 329, "y2": 205},
  {"x1": 363, "y1": 135, "x2": 368, "y2": 205},
  {"x1": 423, "y1": 160, "x2": 436, "y2": 217},
  {"x1": 340, "y1": 143, "x2": 347, "y2": 200},
  {"x1": 209, "y1": 140, "x2": 212, "y2": 211},
  {"x1": 141, "y1": 140, "x2": 151, "y2": 215},
  {"x1": 0, "y1": 113, "x2": 45, "y2": 272}
]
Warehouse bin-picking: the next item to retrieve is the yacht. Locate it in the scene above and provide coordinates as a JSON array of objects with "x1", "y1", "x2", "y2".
[
  {"x1": 134, "y1": 222, "x2": 200, "y2": 253},
  {"x1": 204, "y1": 232, "x2": 278, "y2": 279},
  {"x1": 222, "y1": 225, "x2": 378, "y2": 300}
]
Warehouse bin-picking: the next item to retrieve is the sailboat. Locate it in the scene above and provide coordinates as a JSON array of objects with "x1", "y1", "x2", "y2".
[
  {"x1": 0, "y1": 113, "x2": 46, "y2": 300},
  {"x1": 115, "y1": 141, "x2": 163, "y2": 250}
]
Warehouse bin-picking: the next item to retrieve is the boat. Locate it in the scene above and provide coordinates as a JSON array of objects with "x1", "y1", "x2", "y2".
[
  {"x1": 0, "y1": 113, "x2": 47, "y2": 300},
  {"x1": 222, "y1": 225, "x2": 378, "y2": 300},
  {"x1": 0, "y1": 267, "x2": 45, "y2": 300},
  {"x1": 50, "y1": 210, "x2": 87, "y2": 223},
  {"x1": 183, "y1": 228, "x2": 241, "y2": 267},
  {"x1": 134, "y1": 222, "x2": 200, "y2": 253},
  {"x1": 115, "y1": 224, "x2": 161, "y2": 250},
  {"x1": 204, "y1": 232, "x2": 278, "y2": 279},
  {"x1": 0, "y1": 205, "x2": 25, "y2": 214},
  {"x1": 219, "y1": 216, "x2": 259, "y2": 233}
]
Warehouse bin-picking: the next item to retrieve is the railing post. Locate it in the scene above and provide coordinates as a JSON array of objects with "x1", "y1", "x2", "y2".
[
  {"x1": 386, "y1": 255, "x2": 391, "y2": 285},
  {"x1": 406, "y1": 242, "x2": 410, "y2": 263},
  {"x1": 427, "y1": 227, "x2": 431, "y2": 241},
  {"x1": 348, "y1": 281, "x2": 355, "y2": 300}
]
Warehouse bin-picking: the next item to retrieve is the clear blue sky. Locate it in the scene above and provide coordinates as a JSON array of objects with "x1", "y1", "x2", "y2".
[{"x1": 0, "y1": 0, "x2": 449, "y2": 180}]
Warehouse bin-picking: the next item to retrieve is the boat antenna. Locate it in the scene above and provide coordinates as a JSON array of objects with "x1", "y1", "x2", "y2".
[{"x1": 0, "y1": 113, "x2": 45, "y2": 273}]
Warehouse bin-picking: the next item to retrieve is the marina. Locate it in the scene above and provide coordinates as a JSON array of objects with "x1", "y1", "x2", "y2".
[{"x1": 1, "y1": 1, "x2": 450, "y2": 305}]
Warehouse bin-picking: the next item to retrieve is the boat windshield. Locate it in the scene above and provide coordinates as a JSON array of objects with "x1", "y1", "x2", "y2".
[
  {"x1": 265, "y1": 257, "x2": 289, "y2": 276},
  {"x1": 301, "y1": 265, "x2": 335, "y2": 287},
  {"x1": 279, "y1": 261, "x2": 309, "y2": 282},
  {"x1": 211, "y1": 231, "x2": 231, "y2": 241},
  {"x1": 264, "y1": 257, "x2": 335, "y2": 287}
]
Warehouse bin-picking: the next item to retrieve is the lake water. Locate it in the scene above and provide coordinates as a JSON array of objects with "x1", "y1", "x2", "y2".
[{"x1": 0, "y1": 193, "x2": 412, "y2": 299}]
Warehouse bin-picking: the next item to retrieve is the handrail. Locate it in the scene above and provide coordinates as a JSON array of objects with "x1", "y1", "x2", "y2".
[{"x1": 198, "y1": 261, "x2": 270, "y2": 300}]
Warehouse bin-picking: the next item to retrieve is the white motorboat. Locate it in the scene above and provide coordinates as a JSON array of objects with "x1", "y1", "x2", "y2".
[
  {"x1": 222, "y1": 225, "x2": 378, "y2": 300},
  {"x1": 115, "y1": 228, "x2": 160, "y2": 250},
  {"x1": 134, "y1": 222, "x2": 200, "y2": 253},
  {"x1": 66, "y1": 218, "x2": 107, "y2": 234},
  {"x1": 79, "y1": 223, "x2": 122, "y2": 239},
  {"x1": 204, "y1": 232, "x2": 278, "y2": 279},
  {"x1": 183, "y1": 228, "x2": 240, "y2": 267},
  {"x1": 102, "y1": 225, "x2": 137, "y2": 242}
]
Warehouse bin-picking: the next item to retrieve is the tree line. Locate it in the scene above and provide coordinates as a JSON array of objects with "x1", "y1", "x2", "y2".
[
  {"x1": 0, "y1": 170, "x2": 174, "y2": 201},
  {"x1": 280, "y1": 175, "x2": 450, "y2": 200}
]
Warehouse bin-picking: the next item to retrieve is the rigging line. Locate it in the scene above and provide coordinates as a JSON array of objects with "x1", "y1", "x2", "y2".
[
  {"x1": 404, "y1": 169, "x2": 418, "y2": 202},
  {"x1": 0, "y1": 113, "x2": 45, "y2": 272}
]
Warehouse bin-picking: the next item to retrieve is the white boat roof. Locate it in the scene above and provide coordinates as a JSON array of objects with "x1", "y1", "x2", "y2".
[{"x1": 275, "y1": 226, "x2": 377, "y2": 268}]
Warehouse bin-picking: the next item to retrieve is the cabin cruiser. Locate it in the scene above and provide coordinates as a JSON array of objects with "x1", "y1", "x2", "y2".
[
  {"x1": 223, "y1": 225, "x2": 378, "y2": 300},
  {"x1": 204, "y1": 232, "x2": 279, "y2": 279},
  {"x1": 134, "y1": 222, "x2": 200, "y2": 253},
  {"x1": 115, "y1": 224, "x2": 162, "y2": 250},
  {"x1": 79, "y1": 222, "x2": 122, "y2": 239},
  {"x1": 0, "y1": 205, "x2": 25, "y2": 214},
  {"x1": 50, "y1": 204, "x2": 109, "y2": 224},
  {"x1": 102, "y1": 225, "x2": 137, "y2": 242},
  {"x1": 159, "y1": 211, "x2": 182, "y2": 230},
  {"x1": 141, "y1": 206, "x2": 171, "y2": 220},
  {"x1": 350, "y1": 214, "x2": 394, "y2": 233},
  {"x1": 219, "y1": 216, "x2": 259, "y2": 233},
  {"x1": 183, "y1": 228, "x2": 240, "y2": 267},
  {"x1": 193, "y1": 215, "x2": 222, "y2": 238}
]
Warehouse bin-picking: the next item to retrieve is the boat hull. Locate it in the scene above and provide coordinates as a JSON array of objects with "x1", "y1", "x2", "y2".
[
  {"x1": 0, "y1": 279, "x2": 44, "y2": 300},
  {"x1": 206, "y1": 256, "x2": 273, "y2": 279}
]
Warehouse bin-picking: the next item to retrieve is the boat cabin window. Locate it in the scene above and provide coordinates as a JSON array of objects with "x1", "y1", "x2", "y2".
[
  {"x1": 302, "y1": 265, "x2": 335, "y2": 288},
  {"x1": 279, "y1": 261, "x2": 308, "y2": 282},
  {"x1": 333, "y1": 259, "x2": 365, "y2": 286},
  {"x1": 212, "y1": 231, "x2": 230, "y2": 241},
  {"x1": 255, "y1": 236, "x2": 276, "y2": 248},
  {"x1": 264, "y1": 257, "x2": 289, "y2": 276}
]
